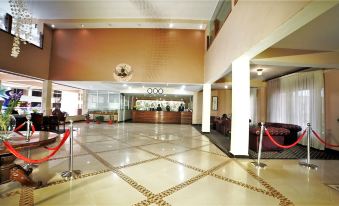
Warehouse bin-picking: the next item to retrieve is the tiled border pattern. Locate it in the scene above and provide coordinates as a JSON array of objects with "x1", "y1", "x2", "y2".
[
  {"x1": 19, "y1": 186, "x2": 34, "y2": 206},
  {"x1": 1, "y1": 124, "x2": 294, "y2": 206}
]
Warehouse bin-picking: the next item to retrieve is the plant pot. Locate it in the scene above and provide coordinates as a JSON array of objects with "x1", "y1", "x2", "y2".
[{"x1": 108, "y1": 120, "x2": 113, "y2": 125}]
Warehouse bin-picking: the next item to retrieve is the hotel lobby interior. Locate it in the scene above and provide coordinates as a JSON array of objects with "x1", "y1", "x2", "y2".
[{"x1": 1, "y1": 0, "x2": 339, "y2": 205}]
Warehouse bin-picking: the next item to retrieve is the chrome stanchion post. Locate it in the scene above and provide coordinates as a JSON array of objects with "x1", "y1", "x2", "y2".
[
  {"x1": 61, "y1": 120, "x2": 81, "y2": 179},
  {"x1": 251, "y1": 122, "x2": 267, "y2": 168},
  {"x1": 25, "y1": 115, "x2": 31, "y2": 142},
  {"x1": 23, "y1": 115, "x2": 38, "y2": 170},
  {"x1": 299, "y1": 123, "x2": 318, "y2": 169}
]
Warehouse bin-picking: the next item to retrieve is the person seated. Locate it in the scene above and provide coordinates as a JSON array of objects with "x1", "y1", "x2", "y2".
[
  {"x1": 166, "y1": 105, "x2": 171, "y2": 111},
  {"x1": 156, "y1": 104, "x2": 162, "y2": 111},
  {"x1": 178, "y1": 103, "x2": 185, "y2": 112},
  {"x1": 52, "y1": 106, "x2": 63, "y2": 118}
]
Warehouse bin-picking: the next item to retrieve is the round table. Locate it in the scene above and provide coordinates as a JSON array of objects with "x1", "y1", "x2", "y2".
[{"x1": 0, "y1": 131, "x2": 59, "y2": 186}]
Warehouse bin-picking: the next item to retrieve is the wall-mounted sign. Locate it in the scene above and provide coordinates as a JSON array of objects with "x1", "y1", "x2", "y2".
[{"x1": 147, "y1": 88, "x2": 164, "y2": 94}]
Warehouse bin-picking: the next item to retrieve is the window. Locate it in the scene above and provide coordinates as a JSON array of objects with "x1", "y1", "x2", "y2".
[{"x1": 32, "y1": 89, "x2": 42, "y2": 97}]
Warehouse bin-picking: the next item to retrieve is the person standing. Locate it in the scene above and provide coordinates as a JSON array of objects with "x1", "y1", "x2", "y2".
[
  {"x1": 178, "y1": 103, "x2": 185, "y2": 112},
  {"x1": 156, "y1": 104, "x2": 162, "y2": 111}
]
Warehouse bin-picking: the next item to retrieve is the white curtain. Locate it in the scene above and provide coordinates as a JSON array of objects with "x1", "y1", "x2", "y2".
[
  {"x1": 267, "y1": 71, "x2": 325, "y2": 150},
  {"x1": 250, "y1": 88, "x2": 257, "y2": 125}
]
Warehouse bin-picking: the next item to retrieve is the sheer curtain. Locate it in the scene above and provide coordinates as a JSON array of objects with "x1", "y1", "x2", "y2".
[{"x1": 267, "y1": 71, "x2": 325, "y2": 150}]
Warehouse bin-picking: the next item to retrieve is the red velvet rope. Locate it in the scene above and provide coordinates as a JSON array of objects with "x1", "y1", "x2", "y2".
[
  {"x1": 264, "y1": 128, "x2": 307, "y2": 149},
  {"x1": 13, "y1": 122, "x2": 35, "y2": 136},
  {"x1": 312, "y1": 130, "x2": 339, "y2": 147},
  {"x1": 14, "y1": 122, "x2": 26, "y2": 132},
  {"x1": 2, "y1": 129, "x2": 71, "y2": 164},
  {"x1": 31, "y1": 123, "x2": 35, "y2": 134},
  {"x1": 44, "y1": 130, "x2": 70, "y2": 150}
]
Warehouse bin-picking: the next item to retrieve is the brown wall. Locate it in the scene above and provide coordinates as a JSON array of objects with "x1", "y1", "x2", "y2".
[
  {"x1": 0, "y1": 25, "x2": 53, "y2": 79},
  {"x1": 49, "y1": 29, "x2": 205, "y2": 83},
  {"x1": 211, "y1": 89, "x2": 232, "y2": 117},
  {"x1": 324, "y1": 70, "x2": 339, "y2": 151}
]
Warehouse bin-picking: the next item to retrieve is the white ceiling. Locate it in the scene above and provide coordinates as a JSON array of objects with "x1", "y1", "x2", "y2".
[
  {"x1": 273, "y1": 4, "x2": 339, "y2": 52},
  {"x1": 0, "y1": 0, "x2": 218, "y2": 29},
  {"x1": 55, "y1": 81, "x2": 203, "y2": 92}
]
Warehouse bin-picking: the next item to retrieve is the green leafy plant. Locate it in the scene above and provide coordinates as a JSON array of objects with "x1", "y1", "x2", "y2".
[{"x1": 95, "y1": 116, "x2": 104, "y2": 122}]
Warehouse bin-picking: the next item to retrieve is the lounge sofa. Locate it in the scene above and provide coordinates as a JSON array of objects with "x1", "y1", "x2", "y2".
[
  {"x1": 263, "y1": 122, "x2": 302, "y2": 145},
  {"x1": 249, "y1": 127, "x2": 290, "y2": 152}
]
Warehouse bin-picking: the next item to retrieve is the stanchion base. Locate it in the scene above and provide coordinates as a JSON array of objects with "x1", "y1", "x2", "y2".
[
  {"x1": 22, "y1": 163, "x2": 38, "y2": 170},
  {"x1": 251, "y1": 162, "x2": 267, "y2": 168},
  {"x1": 299, "y1": 162, "x2": 319, "y2": 170},
  {"x1": 61, "y1": 170, "x2": 81, "y2": 180}
]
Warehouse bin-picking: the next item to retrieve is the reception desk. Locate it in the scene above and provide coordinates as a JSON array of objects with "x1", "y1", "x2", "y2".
[{"x1": 132, "y1": 111, "x2": 192, "y2": 124}]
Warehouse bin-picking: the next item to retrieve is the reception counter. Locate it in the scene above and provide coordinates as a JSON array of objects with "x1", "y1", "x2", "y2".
[{"x1": 132, "y1": 111, "x2": 192, "y2": 124}]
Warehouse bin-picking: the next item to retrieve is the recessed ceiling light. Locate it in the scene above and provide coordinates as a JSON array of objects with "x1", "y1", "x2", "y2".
[
  {"x1": 224, "y1": 85, "x2": 228, "y2": 89},
  {"x1": 123, "y1": 84, "x2": 127, "y2": 87},
  {"x1": 199, "y1": 24, "x2": 203, "y2": 29},
  {"x1": 81, "y1": 24, "x2": 84, "y2": 28},
  {"x1": 51, "y1": 24, "x2": 55, "y2": 28},
  {"x1": 169, "y1": 23, "x2": 174, "y2": 28},
  {"x1": 257, "y1": 69, "x2": 263, "y2": 76},
  {"x1": 181, "y1": 85, "x2": 186, "y2": 89}
]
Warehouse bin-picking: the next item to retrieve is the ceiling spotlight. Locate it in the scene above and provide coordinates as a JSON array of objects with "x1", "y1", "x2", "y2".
[
  {"x1": 181, "y1": 85, "x2": 186, "y2": 90},
  {"x1": 257, "y1": 69, "x2": 263, "y2": 76},
  {"x1": 169, "y1": 23, "x2": 174, "y2": 28},
  {"x1": 123, "y1": 84, "x2": 127, "y2": 87},
  {"x1": 51, "y1": 24, "x2": 55, "y2": 28},
  {"x1": 224, "y1": 85, "x2": 228, "y2": 89},
  {"x1": 81, "y1": 24, "x2": 84, "y2": 28},
  {"x1": 199, "y1": 24, "x2": 203, "y2": 29}
]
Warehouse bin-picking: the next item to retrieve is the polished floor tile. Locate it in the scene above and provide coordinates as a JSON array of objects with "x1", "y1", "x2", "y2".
[
  {"x1": 1, "y1": 122, "x2": 339, "y2": 206},
  {"x1": 120, "y1": 159, "x2": 200, "y2": 193},
  {"x1": 164, "y1": 176, "x2": 279, "y2": 206},
  {"x1": 139, "y1": 142, "x2": 189, "y2": 156},
  {"x1": 169, "y1": 150, "x2": 228, "y2": 170},
  {"x1": 97, "y1": 148, "x2": 157, "y2": 167},
  {"x1": 34, "y1": 172, "x2": 145, "y2": 206}
]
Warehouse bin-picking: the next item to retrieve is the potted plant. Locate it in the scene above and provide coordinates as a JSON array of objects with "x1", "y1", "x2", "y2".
[
  {"x1": 108, "y1": 115, "x2": 113, "y2": 125},
  {"x1": 95, "y1": 116, "x2": 104, "y2": 124}
]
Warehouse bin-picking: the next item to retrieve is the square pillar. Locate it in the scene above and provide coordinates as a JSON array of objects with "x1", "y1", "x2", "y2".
[
  {"x1": 230, "y1": 56, "x2": 250, "y2": 156},
  {"x1": 82, "y1": 90, "x2": 88, "y2": 115},
  {"x1": 42, "y1": 80, "x2": 52, "y2": 116},
  {"x1": 202, "y1": 83, "x2": 211, "y2": 133}
]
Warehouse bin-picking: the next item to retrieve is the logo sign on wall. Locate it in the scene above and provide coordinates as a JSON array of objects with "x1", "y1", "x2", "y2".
[{"x1": 147, "y1": 88, "x2": 164, "y2": 94}]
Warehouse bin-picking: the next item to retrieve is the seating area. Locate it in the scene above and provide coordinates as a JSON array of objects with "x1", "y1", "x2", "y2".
[
  {"x1": 13, "y1": 113, "x2": 67, "y2": 133},
  {"x1": 210, "y1": 116, "x2": 303, "y2": 152}
]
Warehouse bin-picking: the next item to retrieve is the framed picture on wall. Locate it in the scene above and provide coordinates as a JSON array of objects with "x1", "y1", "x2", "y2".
[{"x1": 212, "y1": 96, "x2": 218, "y2": 111}]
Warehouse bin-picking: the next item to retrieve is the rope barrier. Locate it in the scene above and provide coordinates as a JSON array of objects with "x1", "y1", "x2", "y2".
[
  {"x1": 2, "y1": 129, "x2": 70, "y2": 164},
  {"x1": 14, "y1": 122, "x2": 26, "y2": 132},
  {"x1": 44, "y1": 130, "x2": 71, "y2": 151},
  {"x1": 13, "y1": 121, "x2": 35, "y2": 137},
  {"x1": 264, "y1": 128, "x2": 307, "y2": 149},
  {"x1": 312, "y1": 130, "x2": 339, "y2": 148}
]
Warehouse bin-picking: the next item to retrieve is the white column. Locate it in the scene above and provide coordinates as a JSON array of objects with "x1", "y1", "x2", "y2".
[
  {"x1": 202, "y1": 83, "x2": 211, "y2": 132},
  {"x1": 42, "y1": 80, "x2": 52, "y2": 116},
  {"x1": 230, "y1": 56, "x2": 250, "y2": 156},
  {"x1": 82, "y1": 90, "x2": 88, "y2": 115}
]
